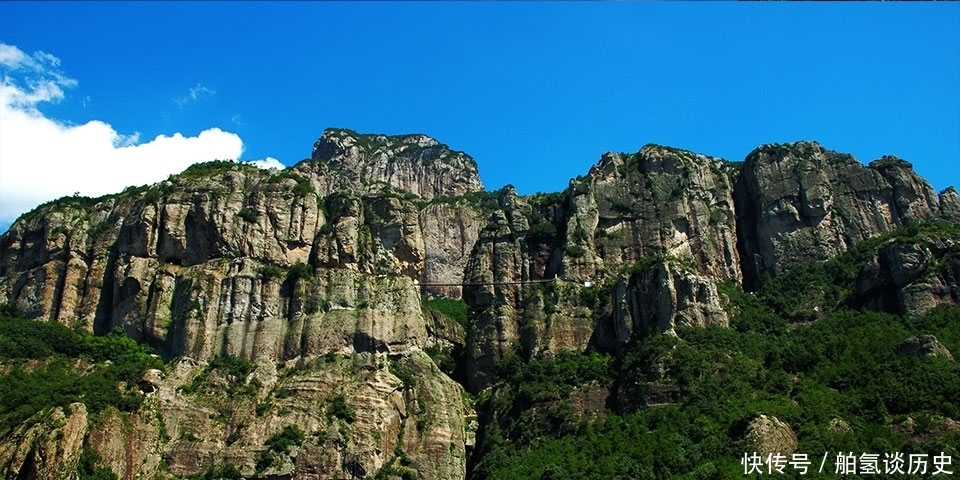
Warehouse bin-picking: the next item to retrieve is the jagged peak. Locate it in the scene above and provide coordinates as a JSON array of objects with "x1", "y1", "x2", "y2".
[
  {"x1": 745, "y1": 140, "x2": 824, "y2": 161},
  {"x1": 638, "y1": 143, "x2": 700, "y2": 158},
  {"x1": 743, "y1": 141, "x2": 871, "y2": 172},
  {"x1": 304, "y1": 127, "x2": 483, "y2": 200},
  {"x1": 313, "y1": 127, "x2": 453, "y2": 161},
  {"x1": 868, "y1": 154, "x2": 914, "y2": 170}
]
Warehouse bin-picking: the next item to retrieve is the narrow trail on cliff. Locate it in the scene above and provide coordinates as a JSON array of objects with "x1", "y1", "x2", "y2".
[{"x1": 417, "y1": 275, "x2": 592, "y2": 288}]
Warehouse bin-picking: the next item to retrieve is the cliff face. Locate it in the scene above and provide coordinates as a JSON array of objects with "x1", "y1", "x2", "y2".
[
  {"x1": 455, "y1": 142, "x2": 956, "y2": 391},
  {"x1": 0, "y1": 131, "x2": 484, "y2": 480},
  {"x1": 735, "y1": 143, "x2": 948, "y2": 289},
  {"x1": 0, "y1": 354, "x2": 467, "y2": 480},
  {"x1": 304, "y1": 128, "x2": 484, "y2": 200},
  {"x1": 0, "y1": 130, "x2": 958, "y2": 479},
  {"x1": 563, "y1": 145, "x2": 742, "y2": 284},
  {"x1": 0, "y1": 148, "x2": 484, "y2": 361}
]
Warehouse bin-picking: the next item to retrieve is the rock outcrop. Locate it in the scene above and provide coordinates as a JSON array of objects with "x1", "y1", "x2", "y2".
[
  {"x1": 735, "y1": 144, "x2": 944, "y2": 290},
  {"x1": 0, "y1": 403, "x2": 88, "y2": 480},
  {"x1": 0, "y1": 130, "x2": 487, "y2": 480},
  {"x1": 0, "y1": 354, "x2": 468, "y2": 480},
  {"x1": 0, "y1": 157, "x2": 485, "y2": 361},
  {"x1": 305, "y1": 128, "x2": 484, "y2": 200},
  {"x1": 744, "y1": 415, "x2": 799, "y2": 461},
  {"x1": 898, "y1": 335, "x2": 954, "y2": 360},
  {"x1": 854, "y1": 233, "x2": 960, "y2": 316},
  {"x1": 624, "y1": 261, "x2": 729, "y2": 337},
  {"x1": 562, "y1": 146, "x2": 742, "y2": 284}
]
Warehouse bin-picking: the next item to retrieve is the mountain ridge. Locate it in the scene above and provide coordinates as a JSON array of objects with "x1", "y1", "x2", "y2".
[{"x1": 0, "y1": 128, "x2": 958, "y2": 480}]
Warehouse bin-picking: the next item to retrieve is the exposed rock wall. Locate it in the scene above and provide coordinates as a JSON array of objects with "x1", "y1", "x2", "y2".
[
  {"x1": 0, "y1": 354, "x2": 468, "y2": 480},
  {"x1": 854, "y1": 236, "x2": 960, "y2": 316},
  {"x1": 306, "y1": 128, "x2": 484, "y2": 200},
  {"x1": 561, "y1": 146, "x2": 742, "y2": 283},
  {"x1": 735, "y1": 144, "x2": 944, "y2": 289}
]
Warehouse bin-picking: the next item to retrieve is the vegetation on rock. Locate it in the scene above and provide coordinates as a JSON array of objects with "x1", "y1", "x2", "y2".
[
  {"x1": 468, "y1": 222, "x2": 960, "y2": 479},
  {"x1": 0, "y1": 311, "x2": 162, "y2": 435}
]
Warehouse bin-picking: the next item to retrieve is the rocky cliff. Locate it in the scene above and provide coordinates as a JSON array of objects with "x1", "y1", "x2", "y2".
[{"x1": 0, "y1": 130, "x2": 958, "y2": 479}]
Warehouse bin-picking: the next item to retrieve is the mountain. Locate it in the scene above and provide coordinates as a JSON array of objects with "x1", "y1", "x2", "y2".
[{"x1": 1, "y1": 129, "x2": 958, "y2": 480}]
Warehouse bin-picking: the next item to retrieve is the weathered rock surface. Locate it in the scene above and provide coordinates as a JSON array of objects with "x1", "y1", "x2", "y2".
[
  {"x1": 563, "y1": 146, "x2": 742, "y2": 284},
  {"x1": 0, "y1": 167, "x2": 484, "y2": 362},
  {"x1": 419, "y1": 202, "x2": 486, "y2": 298},
  {"x1": 305, "y1": 128, "x2": 484, "y2": 200},
  {"x1": 898, "y1": 335, "x2": 954, "y2": 360},
  {"x1": 744, "y1": 415, "x2": 799, "y2": 461},
  {"x1": 0, "y1": 403, "x2": 88, "y2": 480},
  {"x1": 854, "y1": 235, "x2": 960, "y2": 316},
  {"x1": 462, "y1": 189, "x2": 531, "y2": 393},
  {"x1": 0, "y1": 354, "x2": 468, "y2": 480},
  {"x1": 0, "y1": 130, "x2": 488, "y2": 480},
  {"x1": 941, "y1": 187, "x2": 960, "y2": 222},
  {"x1": 625, "y1": 261, "x2": 729, "y2": 337},
  {"x1": 735, "y1": 144, "x2": 944, "y2": 289}
]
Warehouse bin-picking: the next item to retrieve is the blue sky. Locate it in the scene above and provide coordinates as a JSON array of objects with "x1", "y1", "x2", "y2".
[{"x1": 1, "y1": 2, "x2": 958, "y2": 232}]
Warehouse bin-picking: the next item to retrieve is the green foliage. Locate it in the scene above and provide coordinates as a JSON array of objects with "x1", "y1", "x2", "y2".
[
  {"x1": 422, "y1": 297, "x2": 468, "y2": 328},
  {"x1": 708, "y1": 207, "x2": 728, "y2": 225},
  {"x1": 225, "y1": 424, "x2": 243, "y2": 445},
  {"x1": 255, "y1": 399, "x2": 273, "y2": 417},
  {"x1": 572, "y1": 224, "x2": 590, "y2": 243},
  {"x1": 78, "y1": 443, "x2": 119, "y2": 480},
  {"x1": 528, "y1": 191, "x2": 566, "y2": 209},
  {"x1": 286, "y1": 262, "x2": 313, "y2": 283},
  {"x1": 0, "y1": 302, "x2": 19, "y2": 318},
  {"x1": 565, "y1": 244, "x2": 587, "y2": 258},
  {"x1": 179, "y1": 355, "x2": 256, "y2": 396},
  {"x1": 870, "y1": 155, "x2": 914, "y2": 171},
  {"x1": 0, "y1": 316, "x2": 162, "y2": 436},
  {"x1": 647, "y1": 172, "x2": 683, "y2": 201},
  {"x1": 327, "y1": 394, "x2": 356, "y2": 423},
  {"x1": 758, "y1": 219, "x2": 960, "y2": 321},
  {"x1": 528, "y1": 219, "x2": 558, "y2": 243},
  {"x1": 87, "y1": 220, "x2": 114, "y2": 238},
  {"x1": 265, "y1": 425, "x2": 305, "y2": 454},
  {"x1": 177, "y1": 160, "x2": 254, "y2": 180},
  {"x1": 425, "y1": 345, "x2": 457, "y2": 376},
  {"x1": 497, "y1": 351, "x2": 612, "y2": 405},
  {"x1": 716, "y1": 281, "x2": 787, "y2": 335},
  {"x1": 186, "y1": 463, "x2": 243, "y2": 480},
  {"x1": 389, "y1": 360, "x2": 416, "y2": 389},
  {"x1": 525, "y1": 208, "x2": 558, "y2": 244},
  {"x1": 479, "y1": 300, "x2": 960, "y2": 478},
  {"x1": 608, "y1": 197, "x2": 633, "y2": 216},
  {"x1": 257, "y1": 264, "x2": 285, "y2": 280},
  {"x1": 622, "y1": 252, "x2": 698, "y2": 276},
  {"x1": 267, "y1": 170, "x2": 314, "y2": 195},
  {"x1": 255, "y1": 450, "x2": 276, "y2": 474},
  {"x1": 237, "y1": 207, "x2": 258, "y2": 223}
]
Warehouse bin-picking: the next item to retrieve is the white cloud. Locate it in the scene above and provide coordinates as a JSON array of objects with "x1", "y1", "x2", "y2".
[
  {"x1": 174, "y1": 83, "x2": 215, "y2": 108},
  {"x1": 245, "y1": 156, "x2": 285, "y2": 171},
  {"x1": 0, "y1": 43, "x2": 245, "y2": 224},
  {"x1": 0, "y1": 43, "x2": 28, "y2": 67}
]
